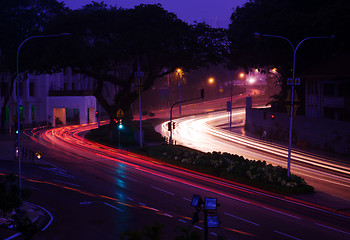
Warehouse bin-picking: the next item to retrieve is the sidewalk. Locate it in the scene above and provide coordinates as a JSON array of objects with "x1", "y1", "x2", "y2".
[
  {"x1": 0, "y1": 202, "x2": 51, "y2": 240},
  {"x1": 0, "y1": 133, "x2": 51, "y2": 239}
]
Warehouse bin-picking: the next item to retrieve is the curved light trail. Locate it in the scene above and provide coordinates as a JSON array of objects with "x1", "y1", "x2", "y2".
[
  {"x1": 157, "y1": 108, "x2": 350, "y2": 201},
  {"x1": 17, "y1": 120, "x2": 350, "y2": 239}
]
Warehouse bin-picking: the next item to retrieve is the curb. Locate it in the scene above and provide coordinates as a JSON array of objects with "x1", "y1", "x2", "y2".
[{"x1": 2, "y1": 202, "x2": 53, "y2": 240}]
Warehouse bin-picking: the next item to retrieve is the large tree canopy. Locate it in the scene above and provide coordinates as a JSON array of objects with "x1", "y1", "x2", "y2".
[
  {"x1": 228, "y1": 0, "x2": 350, "y2": 111},
  {"x1": 0, "y1": 0, "x2": 68, "y2": 131},
  {"x1": 41, "y1": 3, "x2": 226, "y2": 122}
]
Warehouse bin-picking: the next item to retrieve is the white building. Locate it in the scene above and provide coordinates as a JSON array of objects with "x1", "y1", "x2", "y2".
[{"x1": 1, "y1": 68, "x2": 97, "y2": 132}]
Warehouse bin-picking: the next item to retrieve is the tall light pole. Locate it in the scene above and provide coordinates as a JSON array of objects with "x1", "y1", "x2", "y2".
[
  {"x1": 177, "y1": 68, "x2": 183, "y2": 116},
  {"x1": 254, "y1": 33, "x2": 332, "y2": 178},
  {"x1": 16, "y1": 33, "x2": 70, "y2": 196},
  {"x1": 136, "y1": 56, "x2": 144, "y2": 148}
]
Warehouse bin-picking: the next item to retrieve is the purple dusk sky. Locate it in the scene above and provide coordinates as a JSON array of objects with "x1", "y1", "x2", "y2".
[{"x1": 62, "y1": 0, "x2": 248, "y2": 28}]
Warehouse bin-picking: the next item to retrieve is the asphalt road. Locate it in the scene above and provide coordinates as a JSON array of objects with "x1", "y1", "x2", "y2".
[
  {"x1": 1, "y1": 123, "x2": 346, "y2": 239},
  {"x1": 157, "y1": 107, "x2": 350, "y2": 203}
]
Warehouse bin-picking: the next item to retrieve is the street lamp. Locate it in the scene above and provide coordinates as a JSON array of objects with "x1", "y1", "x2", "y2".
[
  {"x1": 16, "y1": 33, "x2": 70, "y2": 197},
  {"x1": 254, "y1": 32, "x2": 333, "y2": 178},
  {"x1": 176, "y1": 68, "x2": 183, "y2": 116}
]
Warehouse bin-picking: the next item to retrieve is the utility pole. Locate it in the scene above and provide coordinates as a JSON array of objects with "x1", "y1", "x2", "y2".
[{"x1": 136, "y1": 56, "x2": 144, "y2": 148}]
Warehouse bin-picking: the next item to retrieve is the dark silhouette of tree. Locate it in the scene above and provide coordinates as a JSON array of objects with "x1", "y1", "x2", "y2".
[{"x1": 228, "y1": 0, "x2": 349, "y2": 112}]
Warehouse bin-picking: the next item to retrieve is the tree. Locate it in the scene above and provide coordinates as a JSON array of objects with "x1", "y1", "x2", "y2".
[
  {"x1": 0, "y1": 0, "x2": 68, "y2": 131},
  {"x1": 228, "y1": 0, "x2": 350, "y2": 112},
  {"x1": 44, "y1": 3, "x2": 225, "y2": 128}
]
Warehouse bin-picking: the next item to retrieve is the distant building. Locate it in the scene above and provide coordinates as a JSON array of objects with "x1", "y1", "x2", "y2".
[
  {"x1": 0, "y1": 68, "x2": 97, "y2": 132},
  {"x1": 245, "y1": 55, "x2": 350, "y2": 156},
  {"x1": 304, "y1": 55, "x2": 350, "y2": 121}
]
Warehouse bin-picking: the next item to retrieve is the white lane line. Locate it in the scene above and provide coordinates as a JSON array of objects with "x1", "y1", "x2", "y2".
[
  {"x1": 263, "y1": 206, "x2": 301, "y2": 219},
  {"x1": 315, "y1": 223, "x2": 350, "y2": 235},
  {"x1": 151, "y1": 185, "x2": 175, "y2": 195},
  {"x1": 210, "y1": 232, "x2": 218, "y2": 236},
  {"x1": 127, "y1": 197, "x2": 134, "y2": 201},
  {"x1": 4, "y1": 233, "x2": 21, "y2": 240},
  {"x1": 162, "y1": 213, "x2": 173, "y2": 218},
  {"x1": 194, "y1": 225, "x2": 202, "y2": 230},
  {"x1": 104, "y1": 202, "x2": 123, "y2": 212},
  {"x1": 53, "y1": 179, "x2": 80, "y2": 187},
  {"x1": 224, "y1": 212, "x2": 260, "y2": 226},
  {"x1": 138, "y1": 202, "x2": 146, "y2": 206},
  {"x1": 178, "y1": 219, "x2": 187, "y2": 223},
  {"x1": 183, "y1": 197, "x2": 191, "y2": 202},
  {"x1": 274, "y1": 230, "x2": 302, "y2": 240}
]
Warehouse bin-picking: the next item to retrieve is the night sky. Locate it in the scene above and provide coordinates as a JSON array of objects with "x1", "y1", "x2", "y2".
[{"x1": 62, "y1": 0, "x2": 248, "y2": 28}]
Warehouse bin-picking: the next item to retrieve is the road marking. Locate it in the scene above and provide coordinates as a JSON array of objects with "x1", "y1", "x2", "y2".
[
  {"x1": 127, "y1": 197, "x2": 134, "y2": 201},
  {"x1": 151, "y1": 185, "x2": 175, "y2": 195},
  {"x1": 183, "y1": 197, "x2": 191, "y2": 202},
  {"x1": 194, "y1": 225, "x2": 202, "y2": 230},
  {"x1": 263, "y1": 206, "x2": 301, "y2": 219},
  {"x1": 274, "y1": 230, "x2": 301, "y2": 240},
  {"x1": 178, "y1": 219, "x2": 187, "y2": 223},
  {"x1": 104, "y1": 202, "x2": 123, "y2": 212},
  {"x1": 4, "y1": 233, "x2": 21, "y2": 240},
  {"x1": 224, "y1": 212, "x2": 260, "y2": 226},
  {"x1": 53, "y1": 179, "x2": 80, "y2": 187},
  {"x1": 315, "y1": 223, "x2": 350, "y2": 235},
  {"x1": 210, "y1": 232, "x2": 218, "y2": 236},
  {"x1": 162, "y1": 213, "x2": 173, "y2": 218},
  {"x1": 138, "y1": 202, "x2": 146, "y2": 206}
]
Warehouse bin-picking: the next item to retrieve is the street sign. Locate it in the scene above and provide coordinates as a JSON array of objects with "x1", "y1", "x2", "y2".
[
  {"x1": 295, "y1": 78, "x2": 301, "y2": 85},
  {"x1": 116, "y1": 109, "x2": 124, "y2": 118},
  {"x1": 287, "y1": 78, "x2": 293, "y2": 85}
]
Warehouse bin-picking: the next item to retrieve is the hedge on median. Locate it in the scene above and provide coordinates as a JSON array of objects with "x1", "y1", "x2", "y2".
[{"x1": 143, "y1": 145, "x2": 314, "y2": 194}]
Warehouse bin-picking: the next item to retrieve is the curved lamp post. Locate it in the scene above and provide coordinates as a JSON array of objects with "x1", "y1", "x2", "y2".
[
  {"x1": 254, "y1": 33, "x2": 333, "y2": 178},
  {"x1": 16, "y1": 33, "x2": 70, "y2": 196}
]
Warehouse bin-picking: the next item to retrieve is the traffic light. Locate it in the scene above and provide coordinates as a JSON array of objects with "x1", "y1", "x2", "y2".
[
  {"x1": 118, "y1": 119, "x2": 123, "y2": 129},
  {"x1": 270, "y1": 113, "x2": 275, "y2": 120},
  {"x1": 95, "y1": 111, "x2": 99, "y2": 118},
  {"x1": 168, "y1": 122, "x2": 171, "y2": 131},
  {"x1": 173, "y1": 122, "x2": 176, "y2": 129}
]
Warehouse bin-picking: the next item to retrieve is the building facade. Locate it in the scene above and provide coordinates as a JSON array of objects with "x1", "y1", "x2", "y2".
[{"x1": 0, "y1": 68, "x2": 97, "y2": 132}]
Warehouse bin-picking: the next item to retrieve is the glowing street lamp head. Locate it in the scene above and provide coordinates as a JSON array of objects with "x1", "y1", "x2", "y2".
[
  {"x1": 248, "y1": 78, "x2": 256, "y2": 84},
  {"x1": 208, "y1": 77, "x2": 214, "y2": 84},
  {"x1": 239, "y1": 73, "x2": 245, "y2": 78}
]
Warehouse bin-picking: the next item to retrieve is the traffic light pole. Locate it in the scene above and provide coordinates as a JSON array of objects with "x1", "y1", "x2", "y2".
[{"x1": 169, "y1": 89, "x2": 204, "y2": 144}]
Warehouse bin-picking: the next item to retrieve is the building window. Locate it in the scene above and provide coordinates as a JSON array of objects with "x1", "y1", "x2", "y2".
[
  {"x1": 31, "y1": 105, "x2": 35, "y2": 121},
  {"x1": 323, "y1": 83, "x2": 335, "y2": 96},
  {"x1": 29, "y1": 82, "x2": 35, "y2": 97},
  {"x1": 16, "y1": 82, "x2": 24, "y2": 97},
  {"x1": 339, "y1": 83, "x2": 350, "y2": 97},
  {"x1": 1, "y1": 82, "x2": 8, "y2": 97}
]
